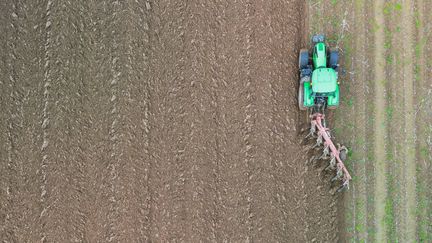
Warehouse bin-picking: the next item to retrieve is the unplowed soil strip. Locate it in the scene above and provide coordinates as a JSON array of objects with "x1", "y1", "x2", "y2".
[
  {"x1": 386, "y1": 3, "x2": 403, "y2": 241},
  {"x1": 388, "y1": 5, "x2": 401, "y2": 242},
  {"x1": 415, "y1": 0, "x2": 432, "y2": 240},
  {"x1": 372, "y1": 1, "x2": 387, "y2": 242},
  {"x1": 401, "y1": 1, "x2": 417, "y2": 240},
  {"x1": 351, "y1": 0, "x2": 368, "y2": 240},
  {"x1": 307, "y1": 0, "x2": 431, "y2": 241}
]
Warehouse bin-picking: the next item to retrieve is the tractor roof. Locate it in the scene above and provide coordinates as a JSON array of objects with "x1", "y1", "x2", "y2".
[{"x1": 312, "y1": 68, "x2": 337, "y2": 93}]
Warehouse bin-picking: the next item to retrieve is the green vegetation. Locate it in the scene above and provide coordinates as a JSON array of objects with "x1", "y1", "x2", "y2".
[
  {"x1": 416, "y1": 165, "x2": 431, "y2": 242},
  {"x1": 347, "y1": 98, "x2": 354, "y2": 108},
  {"x1": 370, "y1": 20, "x2": 381, "y2": 33},
  {"x1": 384, "y1": 197, "x2": 396, "y2": 240},
  {"x1": 419, "y1": 146, "x2": 429, "y2": 159},
  {"x1": 383, "y1": 2, "x2": 402, "y2": 15},
  {"x1": 385, "y1": 106, "x2": 393, "y2": 120}
]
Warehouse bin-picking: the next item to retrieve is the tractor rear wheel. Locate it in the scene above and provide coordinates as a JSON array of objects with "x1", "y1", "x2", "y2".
[
  {"x1": 299, "y1": 49, "x2": 309, "y2": 69},
  {"x1": 329, "y1": 48, "x2": 339, "y2": 69},
  {"x1": 298, "y1": 84, "x2": 307, "y2": 111}
]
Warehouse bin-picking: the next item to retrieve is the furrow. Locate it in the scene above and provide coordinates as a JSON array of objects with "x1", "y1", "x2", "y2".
[
  {"x1": 58, "y1": 2, "x2": 91, "y2": 241},
  {"x1": 168, "y1": 1, "x2": 189, "y2": 241},
  {"x1": 37, "y1": 1, "x2": 91, "y2": 241},
  {"x1": 213, "y1": 2, "x2": 252, "y2": 241},
  {"x1": 1, "y1": 1, "x2": 48, "y2": 241},
  {"x1": 139, "y1": 1, "x2": 154, "y2": 241},
  {"x1": 244, "y1": 1, "x2": 255, "y2": 241},
  {"x1": 267, "y1": 0, "x2": 306, "y2": 240},
  {"x1": 82, "y1": 1, "x2": 124, "y2": 241},
  {"x1": 145, "y1": 1, "x2": 191, "y2": 241},
  {"x1": 209, "y1": 1, "x2": 224, "y2": 241},
  {"x1": 211, "y1": 7, "x2": 230, "y2": 235},
  {"x1": 119, "y1": 0, "x2": 153, "y2": 241},
  {"x1": 105, "y1": 2, "x2": 126, "y2": 241},
  {"x1": 1, "y1": 2, "x2": 19, "y2": 241},
  {"x1": 146, "y1": 1, "x2": 164, "y2": 240},
  {"x1": 183, "y1": 2, "x2": 222, "y2": 241},
  {"x1": 39, "y1": 0, "x2": 54, "y2": 241}
]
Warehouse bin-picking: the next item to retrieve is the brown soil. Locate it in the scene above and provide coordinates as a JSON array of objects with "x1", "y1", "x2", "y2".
[{"x1": 0, "y1": 1, "x2": 339, "y2": 242}]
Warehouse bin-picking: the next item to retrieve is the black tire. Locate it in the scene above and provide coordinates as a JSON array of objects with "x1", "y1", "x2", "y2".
[
  {"x1": 299, "y1": 49, "x2": 309, "y2": 69},
  {"x1": 340, "y1": 149, "x2": 347, "y2": 162},
  {"x1": 298, "y1": 84, "x2": 307, "y2": 111},
  {"x1": 329, "y1": 48, "x2": 339, "y2": 69}
]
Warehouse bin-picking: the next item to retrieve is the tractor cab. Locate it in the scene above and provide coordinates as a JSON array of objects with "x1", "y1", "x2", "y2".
[
  {"x1": 311, "y1": 67, "x2": 339, "y2": 108},
  {"x1": 312, "y1": 68, "x2": 337, "y2": 93}
]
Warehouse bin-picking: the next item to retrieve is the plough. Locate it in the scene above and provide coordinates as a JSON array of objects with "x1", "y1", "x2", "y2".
[{"x1": 309, "y1": 113, "x2": 351, "y2": 192}]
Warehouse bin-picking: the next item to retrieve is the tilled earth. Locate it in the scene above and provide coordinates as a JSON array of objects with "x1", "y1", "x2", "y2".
[{"x1": 0, "y1": 1, "x2": 339, "y2": 242}]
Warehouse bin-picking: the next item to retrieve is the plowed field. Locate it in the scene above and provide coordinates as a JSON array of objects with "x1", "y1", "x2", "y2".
[
  {"x1": 2, "y1": 1, "x2": 429, "y2": 242},
  {"x1": 0, "y1": 1, "x2": 341, "y2": 242}
]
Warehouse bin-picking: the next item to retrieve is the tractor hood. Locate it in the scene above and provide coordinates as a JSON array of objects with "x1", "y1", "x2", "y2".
[{"x1": 311, "y1": 68, "x2": 337, "y2": 93}]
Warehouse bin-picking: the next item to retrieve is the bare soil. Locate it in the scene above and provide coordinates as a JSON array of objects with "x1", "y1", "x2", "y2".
[{"x1": 0, "y1": 1, "x2": 340, "y2": 242}]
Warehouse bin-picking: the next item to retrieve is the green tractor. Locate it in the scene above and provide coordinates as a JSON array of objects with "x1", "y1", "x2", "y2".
[
  {"x1": 298, "y1": 35, "x2": 340, "y2": 112},
  {"x1": 298, "y1": 35, "x2": 352, "y2": 191}
]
